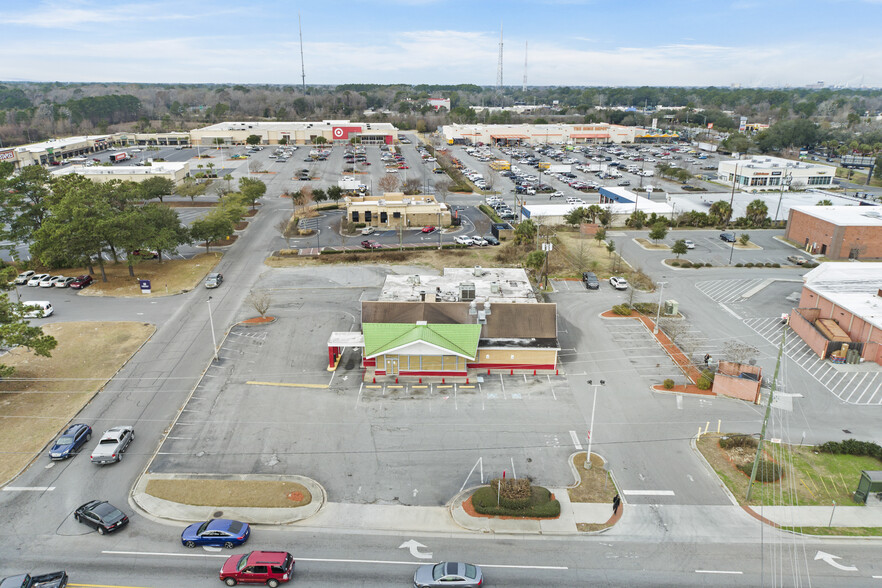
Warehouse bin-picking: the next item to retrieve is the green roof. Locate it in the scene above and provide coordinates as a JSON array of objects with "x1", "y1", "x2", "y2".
[{"x1": 362, "y1": 323, "x2": 481, "y2": 359}]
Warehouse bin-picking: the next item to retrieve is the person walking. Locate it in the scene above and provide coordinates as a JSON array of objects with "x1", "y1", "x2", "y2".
[
  {"x1": 612, "y1": 494, "x2": 621, "y2": 515},
  {"x1": 704, "y1": 353, "x2": 711, "y2": 366}
]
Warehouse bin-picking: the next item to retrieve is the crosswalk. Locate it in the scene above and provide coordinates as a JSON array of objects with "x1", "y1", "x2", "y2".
[
  {"x1": 696, "y1": 278, "x2": 767, "y2": 304},
  {"x1": 744, "y1": 317, "x2": 882, "y2": 405}
]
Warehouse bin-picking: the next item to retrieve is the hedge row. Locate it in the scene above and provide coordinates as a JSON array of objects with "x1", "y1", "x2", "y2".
[
  {"x1": 320, "y1": 244, "x2": 467, "y2": 255},
  {"x1": 734, "y1": 262, "x2": 781, "y2": 268},
  {"x1": 478, "y1": 204, "x2": 502, "y2": 223},
  {"x1": 471, "y1": 485, "x2": 561, "y2": 518},
  {"x1": 816, "y1": 439, "x2": 882, "y2": 460},
  {"x1": 670, "y1": 261, "x2": 713, "y2": 268},
  {"x1": 612, "y1": 304, "x2": 632, "y2": 316},
  {"x1": 719, "y1": 435, "x2": 758, "y2": 450}
]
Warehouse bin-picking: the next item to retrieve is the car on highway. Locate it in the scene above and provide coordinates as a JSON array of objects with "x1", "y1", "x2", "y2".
[
  {"x1": 413, "y1": 562, "x2": 483, "y2": 588},
  {"x1": 205, "y1": 272, "x2": 224, "y2": 289},
  {"x1": 787, "y1": 254, "x2": 808, "y2": 265},
  {"x1": 719, "y1": 232, "x2": 736, "y2": 243},
  {"x1": 54, "y1": 276, "x2": 76, "y2": 288},
  {"x1": 550, "y1": 191, "x2": 564, "y2": 198},
  {"x1": 617, "y1": 180, "x2": 631, "y2": 186},
  {"x1": 12, "y1": 271, "x2": 35, "y2": 285},
  {"x1": 609, "y1": 276, "x2": 629, "y2": 290},
  {"x1": 220, "y1": 551, "x2": 294, "y2": 587},
  {"x1": 582, "y1": 272, "x2": 600, "y2": 290},
  {"x1": 26, "y1": 274, "x2": 50, "y2": 287},
  {"x1": 684, "y1": 239, "x2": 695, "y2": 249},
  {"x1": 48, "y1": 423, "x2": 92, "y2": 460},
  {"x1": 454, "y1": 235, "x2": 473, "y2": 245},
  {"x1": 361, "y1": 240, "x2": 382, "y2": 249},
  {"x1": 421, "y1": 226, "x2": 436, "y2": 233},
  {"x1": 90, "y1": 426, "x2": 134, "y2": 464},
  {"x1": 69, "y1": 275, "x2": 93, "y2": 289},
  {"x1": 74, "y1": 500, "x2": 129, "y2": 535},
  {"x1": 181, "y1": 519, "x2": 250, "y2": 549}
]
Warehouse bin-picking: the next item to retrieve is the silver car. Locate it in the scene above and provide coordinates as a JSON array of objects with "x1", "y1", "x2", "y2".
[
  {"x1": 90, "y1": 426, "x2": 134, "y2": 464},
  {"x1": 413, "y1": 562, "x2": 483, "y2": 588}
]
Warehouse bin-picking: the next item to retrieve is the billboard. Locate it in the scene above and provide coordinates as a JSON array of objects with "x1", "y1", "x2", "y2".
[
  {"x1": 739, "y1": 116, "x2": 748, "y2": 132},
  {"x1": 332, "y1": 126, "x2": 362, "y2": 140},
  {"x1": 0, "y1": 150, "x2": 14, "y2": 161}
]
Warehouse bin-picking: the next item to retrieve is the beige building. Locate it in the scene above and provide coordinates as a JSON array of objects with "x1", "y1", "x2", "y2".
[
  {"x1": 49, "y1": 161, "x2": 191, "y2": 185},
  {"x1": 347, "y1": 192, "x2": 451, "y2": 229},
  {"x1": 1, "y1": 135, "x2": 114, "y2": 170},
  {"x1": 441, "y1": 123, "x2": 649, "y2": 145},
  {"x1": 190, "y1": 120, "x2": 397, "y2": 146},
  {"x1": 718, "y1": 156, "x2": 836, "y2": 192}
]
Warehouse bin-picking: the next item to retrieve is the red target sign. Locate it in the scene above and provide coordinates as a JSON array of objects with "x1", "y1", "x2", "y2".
[
  {"x1": 333, "y1": 128, "x2": 344, "y2": 138},
  {"x1": 332, "y1": 126, "x2": 361, "y2": 140}
]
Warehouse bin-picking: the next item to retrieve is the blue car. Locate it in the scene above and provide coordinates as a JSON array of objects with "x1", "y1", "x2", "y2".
[
  {"x1": 49, "y1": 423, "x2": 92, "y2": 460},
  {"x1": 181, "y1": 519, "x2": 250, "y2": 548}
]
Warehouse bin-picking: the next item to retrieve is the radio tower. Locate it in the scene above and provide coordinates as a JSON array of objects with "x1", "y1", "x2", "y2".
[
  {"x1": 496, "y1": 23, "x2": 504, "y2": 102},
  {"x1": 522, "y1": 41, "x2": 528, "y2": 92},
  {"x1": 298, "y1": 13, "x2": 306, "y2": 91}
]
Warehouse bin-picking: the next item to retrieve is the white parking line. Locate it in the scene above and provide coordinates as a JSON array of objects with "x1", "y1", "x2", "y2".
[
  {"x1": 2, "y1": 486, "x2": 55, "y2": 492},
  {"x1": 622, "y1": 490, "x2": 675, "y2": 496},
  {"x1": 696, "y1": 570, "x2": 743, "y2": 575},
  {"x1": 569, "y1": 430, "x2": 583, "y2": 450}
]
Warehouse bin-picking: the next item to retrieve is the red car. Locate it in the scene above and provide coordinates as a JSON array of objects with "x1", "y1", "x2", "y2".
[
  {"x1": 69, "y1": 275, "x2": 94, "y2": 289},
  {"x1": 361, "y1": 240, "x2": 382, "y2": 249},
  {"x1": 220, "y1": 551, "x2": 294, "y2": 587},
  {"x1": 421, "y1": 226, "x2": 436, "y2": 233}
]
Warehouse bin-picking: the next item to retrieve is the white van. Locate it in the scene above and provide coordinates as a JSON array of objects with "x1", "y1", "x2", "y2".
[{"x1": 22, "y1": 301, "x2": 53, "y2": 318}]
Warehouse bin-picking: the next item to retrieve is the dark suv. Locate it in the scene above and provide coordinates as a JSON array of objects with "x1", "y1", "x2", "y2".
[
  {"x1": 582, "y1": 271, "x2": 600, "y2": 290},
  {"x1": 220, "y1": 551, "x2": 294, "y2": 587}
]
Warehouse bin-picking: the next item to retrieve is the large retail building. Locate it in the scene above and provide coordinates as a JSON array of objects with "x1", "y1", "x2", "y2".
[
  {"x1": 190, "y1": 121, "x2": 397, "y2": 146},
  {"x1": 785, "y1": 205, "x2": 882, "y2": 259},
  {"x1": 717, "y1": 156, "x2": 836, "y2": 192},
  {"x1": 441, "y1": 123, "x2": 651, "y2": 145}
]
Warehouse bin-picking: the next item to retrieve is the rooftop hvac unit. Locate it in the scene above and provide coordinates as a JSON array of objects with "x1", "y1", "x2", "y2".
[
  {"x1": 411, "y1": 275, "x2": 421, "y2": 285},
  {"x1": 490, "y1": 281, "x2": 500, "y2": 294},
  {"x1": 473, "y1": 265, "x2": 484, "y2": 276},
  {"x1": 460, "y1": 283, "x2": 476, "y2": 302},
  {"x1": 477, "y1": 310, "x2": 487, "y2": 324},
  {"x1": 420, "y1": 289, "x2": 426, "y2": 301}
]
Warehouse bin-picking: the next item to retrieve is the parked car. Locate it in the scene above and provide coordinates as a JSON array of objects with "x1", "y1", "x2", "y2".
[
  {"x1": 582, "y1": 272, "x2": 600, "y2": 290},
  {"x1": 684, "y1": 240, "x2": 695, "y2": 249},
  {"x1": 787, "y1": 254, "x2": 808, "y2": 265},
  {"x1": 720, "y1": 232, "x2": 736, "y2": 243},
  {"x1": 26, "y1": 274, "x2": 50, "y2": 287},
  {"x1": 13, "y1": 271, "x2": 35, "y2": 285},
  {"x1": 421, "y1": 226, "x2": 436, "y2": 233},
  {"x1": 360, "y1": 226, "x2": 376, "y2": 235},
  {"x1": 219, "y1": 551, "x2": 294, "y2": 587},
  {"x1": 0, "y1": 570, "x2": 68, "y2": 588},
  {"x1": 205, "y1": 273, "x2": 224, "y2": 289},
  {"x1": 413, "y1": 562, "x2": 483, "y2": 588},
  {"x1": 54, "y1": 276, "x2": 76, "y2": 288},
  {"x1": 69, "y1": 275, "x2": 93, "y2": 290},
  {"x1": 74, "y1": 500, "x2": 129, "y2": 535},
  {"x1": 617, "y1": 180, "x2": 631, "y2": 186},
  {"x1": 21, "y1": 301, "x2": 53, "y2": 318},
  {"x1": 40, "y1": 276, "x2": 63, "y2": 288},
  {"x1": 483, "y1": 235, "x2": 500, "y2": 246},
  {"x1": 49, "y1": 423, "x2": 92, "y2": 460},
  {"x1": 90, "y1": 426, "x2": 134, "y2": 464},
  {"x1": 454, "y1": 235, "x2": 473, "y2": 245},
  {"x1": 471, "y1": 236, "x2": 488, "y2": 246},
  {"x1": 361, "y1": 240, "x2": 382, "y2": 249},
  {"x1": 132, "y1": 250, "x2": 159, "y2": 259},
  {"x1": 609, "y1": 276, "x2": 629, "y2": 290},
  {"x1": 181, "y1": 519, "x2": 250, "y2": 549}
]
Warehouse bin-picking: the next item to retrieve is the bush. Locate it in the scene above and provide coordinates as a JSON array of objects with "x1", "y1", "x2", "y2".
[
  {"x1": 612, "y1": 304, "x2": 632, "y2": 316},
  {"x1": 738, "y1": 459, "x2": 782, "y2": 482},
  {"x1": 735, "y1": 263, "x2": 743, "y2": 267},
  {"x1": 632, "y1": 302, "x2": 656, "y2": 315},
  {"x1": 679, "y1": 261, "x2": 691, "y2": 268},
  {"x1": 696, "y1": 369, "x2": 714, "y2": 390},
  {"x1": 471, "y1": 485, "x2": 561, "y2": 518},
  {"x1": 705, "y1": 262, "x2": 712, "y2": 267},
  {"x1": 816, "y1": 439, "x2": 882, "y2": 460},
  {"x1": 663, "y1": 379, "x2": 675, "y2": 389},
  {"x1": 765, "y1": 262, "x2": 773, "y2": 268},
  {"x1": 719, "y1": 435, "x2": 758, "y2": 450},
  {"x1": 771, "y1": 263, "x2": 780, "y2": 268},
  {"x1": 745, "y1": 262, "x2": 754, "y2": 268},
  {"x1": 670, "y1": 260, "x2": 680, "y2": 266},
  {"x1": 489, "y1": 478, "x2": 532, "y2": 509}
]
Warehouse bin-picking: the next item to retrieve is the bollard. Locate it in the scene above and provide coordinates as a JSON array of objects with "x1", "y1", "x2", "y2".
[
  {"x1": 395, "y1": 377, "x2": 398, "y2": 384},
  {"x1": 510, "y1": 369, "x2": 513, "y2": 375},
  {"x1": 533, "y1": 369, "x2": 536, "y2": 376},
  {"x1": 442, "y1": 378, "x2": 445, "y2": 384},
  {"x1": 487, "y1": 369, "x2": 490, "y2": 375},
  {"x1": 466, "y1": 378, "x2": 469, "y2": 384},
  {"x1": 419, "y1": 378, "x2": 422, "y2": 384},
  {"x1": 372, "y1": 377, "x2": 375, "y2": 383},
  {"x1": 556, "y1": 369, "x2": 559, "y2": 375}
]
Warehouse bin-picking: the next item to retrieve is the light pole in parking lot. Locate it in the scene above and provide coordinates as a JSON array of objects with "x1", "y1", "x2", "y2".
[
  {"x1": 653, "y1": 280, "x2": 667, "y2": 335},
  {"x1": 207, "y1": 296, "x2": 218, "y2": 362},
  {"x1": 585, "y1": 379, "x2": 605, "y2": 469},
  {"x1": 774, "y1": 172, "x2": 792, "y2": 224}
]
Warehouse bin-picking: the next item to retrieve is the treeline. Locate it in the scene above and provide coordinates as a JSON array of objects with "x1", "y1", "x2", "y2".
[{"x1": 64, "y1": 94, "x2": 141, "y2": 125}]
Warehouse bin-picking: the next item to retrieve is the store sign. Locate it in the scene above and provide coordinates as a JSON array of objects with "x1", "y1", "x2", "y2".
[
  {"x1": 332, "y1": 126, "x2": 362, "y2": 140},
  {"x1": 0, "y1": 150, "x2": 14, "y2": 161}
]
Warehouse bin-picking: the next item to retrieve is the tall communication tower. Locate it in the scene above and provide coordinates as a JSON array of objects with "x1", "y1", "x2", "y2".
[
  {"x1": 496, "y1": 23, "x2": 504, "y2": 99},
  {"x1": 522, "y1": 41, "x2": 528, "y2": 92},
  {"x1": 298, "y1": 13, "x2": 306, "y2": 91}
]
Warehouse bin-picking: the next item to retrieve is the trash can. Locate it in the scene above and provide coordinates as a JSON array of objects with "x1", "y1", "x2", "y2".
[
  {"x1": 853, "y1": 470, "x2": 882, "y2": 504},
  {"x1": 664, "y1": 299, "x2": 679, "y2": 315}
]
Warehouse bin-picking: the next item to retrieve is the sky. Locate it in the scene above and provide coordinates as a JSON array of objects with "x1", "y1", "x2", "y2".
[{"x1": 3, "y1": 0, "x2": 882, "y2": 88}]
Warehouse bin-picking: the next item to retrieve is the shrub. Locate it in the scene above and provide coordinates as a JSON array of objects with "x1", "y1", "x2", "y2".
[
  {"x1": 745, "y1": 262, "x2": 754, "y2": 268},
  {"x1": 663, "y1": 379, "x2": 675, "y2": 389},
  {"x1": 696, "y1": 369, "x2": 714, "y2": 390},
  {"x1": 738, "y1": 459, "x2": 782, "y2": 482},
  {"x1": 705, "y1": 262, "x2": 713, "y2": 267},
  {"x1": 765, "y1": 262, "x2": 773, "y2": 268},
  {"x1": 679, "y1": 261, "x2": 691, "y2": 268},
  {"x1": 632, "y1": 302, "x2": 656, "y2": 315},
  {"x1": 670, "y1": 260, "x2": 680, "y2": 266},
  {"x1": 489, "y1": 478, "x2": 532, "y2": 509},
  {"x1": 719, "y1": 435, "x2": 758, "y2": 450},
  {"x1": 735, "y1": 263, "x2": 743, "y2": 267},
  {"x1": 612, "y1": 304, "x2": 632, "y2": 316},
  {"x1": 471, "y1": 485, "x2": 561, "y2": 518},
  {"x1": 771, "y1": 263, "x2": 780, "y2": 268},
  {"x1": 816, "y1": 439, "x2": 882, "y2": 460}
]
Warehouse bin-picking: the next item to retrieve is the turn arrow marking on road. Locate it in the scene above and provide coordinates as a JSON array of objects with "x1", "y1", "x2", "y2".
[
  {"x1": 814, "y1": 551, "x2": 857, "y2": 571},
  {"x1": 399, "y1": 539, "x2": 432, "y2": 559}
]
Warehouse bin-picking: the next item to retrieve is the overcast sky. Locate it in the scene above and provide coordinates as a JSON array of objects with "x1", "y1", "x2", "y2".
[{"x1": 4, "y1": 0, "x2": 881, "y2": 88}]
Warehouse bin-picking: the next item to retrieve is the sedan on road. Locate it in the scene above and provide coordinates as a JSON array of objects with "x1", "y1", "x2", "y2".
[
  {"x1": 421, "y1": 226, "x2": 436, "y2": 233},
  {"x1": 205, "y1": 272, "x2": 224, "y2": 289},
  {"x1": 182, "y1": 519, "x2": 251, "y2": 549},
  {"x1": 27, "y1": 274, "x2": 50, "y2": 287},
  {"x1": 74, "y1": 500, "x2": 129, "y2": 535},
  {"x1": 90, "y1": 426, "x2": 134, "y2": 464},
  {"x1": 413, "y1": 562, "x2": 483, "y2": 588},
  {"x1": 684, "y1": 239, "x2": 695, "y2": 249},
  {"x1": 49, "y1": 423, "x2": 92, "y2": 460},
  {"x1": 609, "y1": 276, "x2": 629, "y2": 290},
  {"x1": 582, "y1": 272, "x2": 600, "y2": 290},
  {"x1": 220, "y1": 551, "x2": 294, "y2": 587},
  {"x1": 54, "y1": 276, "x2": 77, "y2": 288}
]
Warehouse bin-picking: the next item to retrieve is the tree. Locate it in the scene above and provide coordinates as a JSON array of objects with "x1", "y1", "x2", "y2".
[
  {"x1": 874, "y1": 157, "x2": 882, "y2": 181},
  {"x1": 238, "y1": 177, "x2": 267, "y2": 211},
  {"x1": 598, "y1": 207, "x2": 613, "y2": 227},
  {"x1": 523, "y1": 250, "x2": 546, "y2": 275},
  {"x1": 745, "y1": 199, "x2": 768, "y2": 226},
  {"x1": 378, "y1": 174, "x2": 400, "y2": 194},
  {"x1": 586, "y1": 204, "x2": 603, "y2": 224},
  {"x1": 435, "y1": 180, "x2": 450, "y2": 203},
  {"x1": 326, "y1": 185, "x2": 344, "y2": 205},
  {"x1": 190, "y1": 210, "x2": 235, "y2": 252},
  {"x1": 138, "y1": 176, "x2": 175, "y2": 203},
  {"x1": 402, "y1": 178, "x2": 422, "y2": 195},
  {"x1": 0, "y1": 285, "x2": 58, "y2": 378},
  {"x1": 0, "y1": 164, "x2": 52, "y2": 247},
  {"x1": 672, "y1": 239, "x2": 688, "y2": 258},
  {"x1": 276, "y1": 216, "x2": 296, "y2": 246},
  {"x1": 137, "y1": 204, "x2": 190, "y2": 263},
  {"x1": 292, "y1": 185, "x2": 311, "y2": 212},
  {"x1": 739, "y1": 233, "x2": 751, "y2": 245},
  {"x1": 313, "y1": 136, "x2": 328, "y2": 145},
  {"x1": 248, "y1": 159, "x2": 264, "y2": 174},
  {"x1": 606, "y1": 239, "x2": 616, "y2": 257},
  {"x1": 648, "y1": 221, "x2": 668, "y2": 243},
  {"x1": 312, "y1": 188, "x2": 328, "y2": 205},
  {"x1": 564, "y1": 207, "x2": 587, "y2": 227},
  {"x1": 708, "y1": 200, "x2": 733, "y2": 226},
  {"x1": 246, "y1": 290, "x2": 272, "y2": 318},
  {"x1": 817, "y1": 199, "x2": 833, "y2": 206},
  {"x1": 223, "y1": 174, "x2": 234, "y2": 192},
  {"x1": 626, "y1": 210, "x2": 648, "y2": 229},
  {"x1": 245, "y1": 134, "x2": 261, "y2": 146},
  {"x1": 594, "y1": 227, "x2": 606, "y2": 244},
  {"x1": 721, "y1": 133, "x2": 751, "y2": 154},
  {"x1": 514, "y1": 219, "x2": 537, "y2": 245}
]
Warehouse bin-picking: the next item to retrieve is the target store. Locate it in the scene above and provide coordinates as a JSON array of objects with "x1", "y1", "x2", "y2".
[{"x1": 189, "y1": 120, "x2": 396, "y2": 146}]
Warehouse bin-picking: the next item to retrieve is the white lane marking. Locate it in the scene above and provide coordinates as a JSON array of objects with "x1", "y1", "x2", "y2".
[
  {"x1": 100, "y1": 551, "x2": 567, "y2": 570},
  {"x1": 2, "y1": 486, "x2": 55, "y2": 491},
  {"x1": 719, "y1": 304, "x2": 742, "y2": 320},
  {"x1": 569, "y1": 430, "x2": 583, "y2": 450},
  {"x1": 695, "y1": 570, "x2": 743, "y2": 574},
  {"x1": 622, "y1": 490, "x2": 675, "y2": 496}
]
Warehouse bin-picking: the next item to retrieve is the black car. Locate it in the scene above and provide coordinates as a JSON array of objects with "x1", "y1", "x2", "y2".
[
  {"x1": 483, "y1": 235, "x2": 500, "y2": 246},
  {"x1": 74, "y1": 500, "x2": 129, "y2": 535},
  {"x1": 582, "y1": 271, "x2": 600, "y2": 289},
  {"x1": 720, "y1": 232, "x2": 736, "y2": 243}
]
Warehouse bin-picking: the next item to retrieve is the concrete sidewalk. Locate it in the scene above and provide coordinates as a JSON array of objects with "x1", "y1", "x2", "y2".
[{"x1": 748, "y1": 504, "x2": 882, "y2": 528}]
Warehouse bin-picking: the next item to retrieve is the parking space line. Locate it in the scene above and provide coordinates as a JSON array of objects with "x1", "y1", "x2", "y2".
[
  {"x1": 569, "y1": 430, "x2": 582, "y2": 450},
  {"x1": 246, "y1": 381, "x2": 329, "y2": 389},
  {"x1": 840, "y1": 372, "x2": 861, "y2": 402},
  {"x1": 864, "y1": 379, "x2": 882, "y2": 404},
  {"x1": 851, "y1": 373, "x2": 872, "y2": 403}
]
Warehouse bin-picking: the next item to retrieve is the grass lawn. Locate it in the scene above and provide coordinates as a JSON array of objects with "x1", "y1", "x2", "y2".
[
  {"x1": 780, "y1": 526, "x2": 882, "y2": 537},
  {"x1": 697, "y1": 433, "x2": 881, "y2": 507},
  {"x1": 67, "y1": 252, "x2": 222, "y2": 297},
  {"x1": 568, "y1": 452, "x2": 618, "y2": 504},
  {"x1": 145, "y1": 479, "x2": 311, "y2": 508},
  {"x1": 0, "y1": 321, "x2": 155, "y2": 485},
  {"x1": 634, "y1": 238, "x2": 669, "y2": 250}
]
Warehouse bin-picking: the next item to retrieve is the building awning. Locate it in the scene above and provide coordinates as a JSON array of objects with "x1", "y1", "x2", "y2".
[
  {"x1": 363, "y1": 323, "x2": 481, "y2": 360},
  {"x1": 328, "y1": 332, "x2": 364, "y2": 348}
]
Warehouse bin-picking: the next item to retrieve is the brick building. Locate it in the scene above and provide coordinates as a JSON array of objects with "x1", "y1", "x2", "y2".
[{"x1": 785, "y1": 205, "x2": 882, "y2": 259}]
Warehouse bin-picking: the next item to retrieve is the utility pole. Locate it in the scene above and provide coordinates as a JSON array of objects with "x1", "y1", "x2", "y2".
[
  {"x1": 298, "y1": 13, "x2": 306, "y2": 92},
  {"x1": 726, "y1": 161, "x2": 740, "y2": 265},
  {"x1": 746, "y1": 327, "x2": 785, "y2": 501},
  {"x1": 496, "y1": 23, "x2": 504, "y2": 104}
]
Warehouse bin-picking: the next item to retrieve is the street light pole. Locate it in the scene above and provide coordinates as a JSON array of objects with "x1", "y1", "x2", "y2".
[
  {"x1": 774, "y1": 172, "x2": 792, "y2": 224},
  {"x1": 727, "y1": 162, "x2": 740, "y2": 266},
  {"x1": 207, "y1": 296, "x2": 218, "y2": 362},
  {"x1": 585, "y1": 379, "x2": 605, "y2": 469},
  {"x1": 653, "y1": 281, "x2": 667, "y2": 334}
]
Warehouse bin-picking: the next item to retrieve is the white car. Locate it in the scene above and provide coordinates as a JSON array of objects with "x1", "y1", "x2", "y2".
[
  {"x1": 41, "y1": 276, "x2": 64, "y2": 288},
  {"x1": 471, "y1": 237, "x2": 488, "y2": 246},
  {"x1": 684, "y1": 240, "x2": 695, "y2": 249},
  {"x1": 13, "y1": 271, "x2": 35, "y2": 285},
  {"x1": 361, "y1": 226, "x2": 376, "y2": 235},
  {"x1": 454, "y1": 235, "x2": 473, "y2": 245},
  {"x1": 55, "y1": 276, "x2": 76, "y2": 288},
  {"x1": 27, "y1": 273, "x2": 51, "y2": 287},
  {"x1": 609, "y1": 276, "x2": 629, "y2": 290},
  {"x1": 22, "y1": 301, "x2": 53, "y2": 318}
]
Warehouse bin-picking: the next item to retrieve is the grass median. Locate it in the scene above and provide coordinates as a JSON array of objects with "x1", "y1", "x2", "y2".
[{"x1": 145, "y1": 479, "x2": 312, "y2": 508}]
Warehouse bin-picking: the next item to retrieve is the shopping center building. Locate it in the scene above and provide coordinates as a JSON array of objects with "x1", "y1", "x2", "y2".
[
  {"x1": 440, "y1": 123, "x2": 651, "y2": 145},
  {"x1": 717, "y1": 156, "x2": 836, "y2": 192},
  {"x1": 189, "y1": 121, "x2": 397, "y2": 146}
]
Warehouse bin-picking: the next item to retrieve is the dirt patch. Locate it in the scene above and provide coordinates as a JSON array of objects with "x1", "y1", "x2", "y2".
[
  {"x1": 266, "y1": 244, "x2": 521, "y2": 272},
  {"x1": 568, "y1": 452, "x2": 618, "y2": 504},
  {"x1": 70, "y1": 252, "x2": 222, "y2": 297},
  {"x1": 240, "y1": 316, "x2": 276, "y2": 324},
  {"x1": 635, "y1": 238, "x2": 670, "y2": 250},
  {"x1": 145, "y1": 479, "x2": 311, "y2": 508},
  {"x1": 0, "y1": 322, "x2": 155, "y2": 485},
  {"x1": 234, "y1": 221, "x2": 249, "y2": 230}
]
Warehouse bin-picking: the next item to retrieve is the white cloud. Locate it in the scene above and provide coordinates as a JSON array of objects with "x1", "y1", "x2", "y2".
[{"x1": 6, "y1": 1, "x2": 196, "y2": 29}]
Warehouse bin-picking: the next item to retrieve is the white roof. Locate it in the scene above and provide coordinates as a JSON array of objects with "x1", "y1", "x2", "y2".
[
  {"x1": 380, "y1": 267, "x2": 535, "y2": 303},
  {"x1": 791, "y1": 205, "x2": 882, "y2": 227},
  {"x1": 15, "y1": 135, "x2": 111, "y2": 153},
  {"x1": 720, "y1": 155, "x2": 834, "y2": 172},
  {"x1": 51, "y1": 161, "x2": 187, "y2": 177},
  {"x1": 195, "y1": 120, "x2": 397, "y2": 132},
  {"x1": 802, "y1": 262, "x2": 882, "y2": 330}
]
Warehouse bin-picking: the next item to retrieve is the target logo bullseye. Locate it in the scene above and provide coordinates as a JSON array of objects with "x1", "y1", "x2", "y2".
[{"x1": 333, "y1": 128, "x2": 344, "y2": 138}]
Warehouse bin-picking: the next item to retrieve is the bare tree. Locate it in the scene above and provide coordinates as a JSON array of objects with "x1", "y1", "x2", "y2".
[
  {"x1": 722, "y1": 340, "x2": 760, "y2": 365},
  {"x1": 378, "y1": 174, "x2": 400, "y2": 194},
  {"x1": 249, "y1": 159, "x2": 264, "y2": 174},
  {"x1": 276, "y1": 216, "x2": 297, "y2": 246},
  {"x1": 246, "y1": 290, "x2": 272, "y2": 318},
  {"x1": 435, "y1": 180, "x2": 450, "y2": 203},
  {"x1": 484, "y1": 167, "x2": 498, "y2": 190},
  {"x1": 293, "y1": 185, "x2": 312, "y2": 212},
  {"x1": 402, "y1": 178, "x2": 422, "y2": 195}
]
